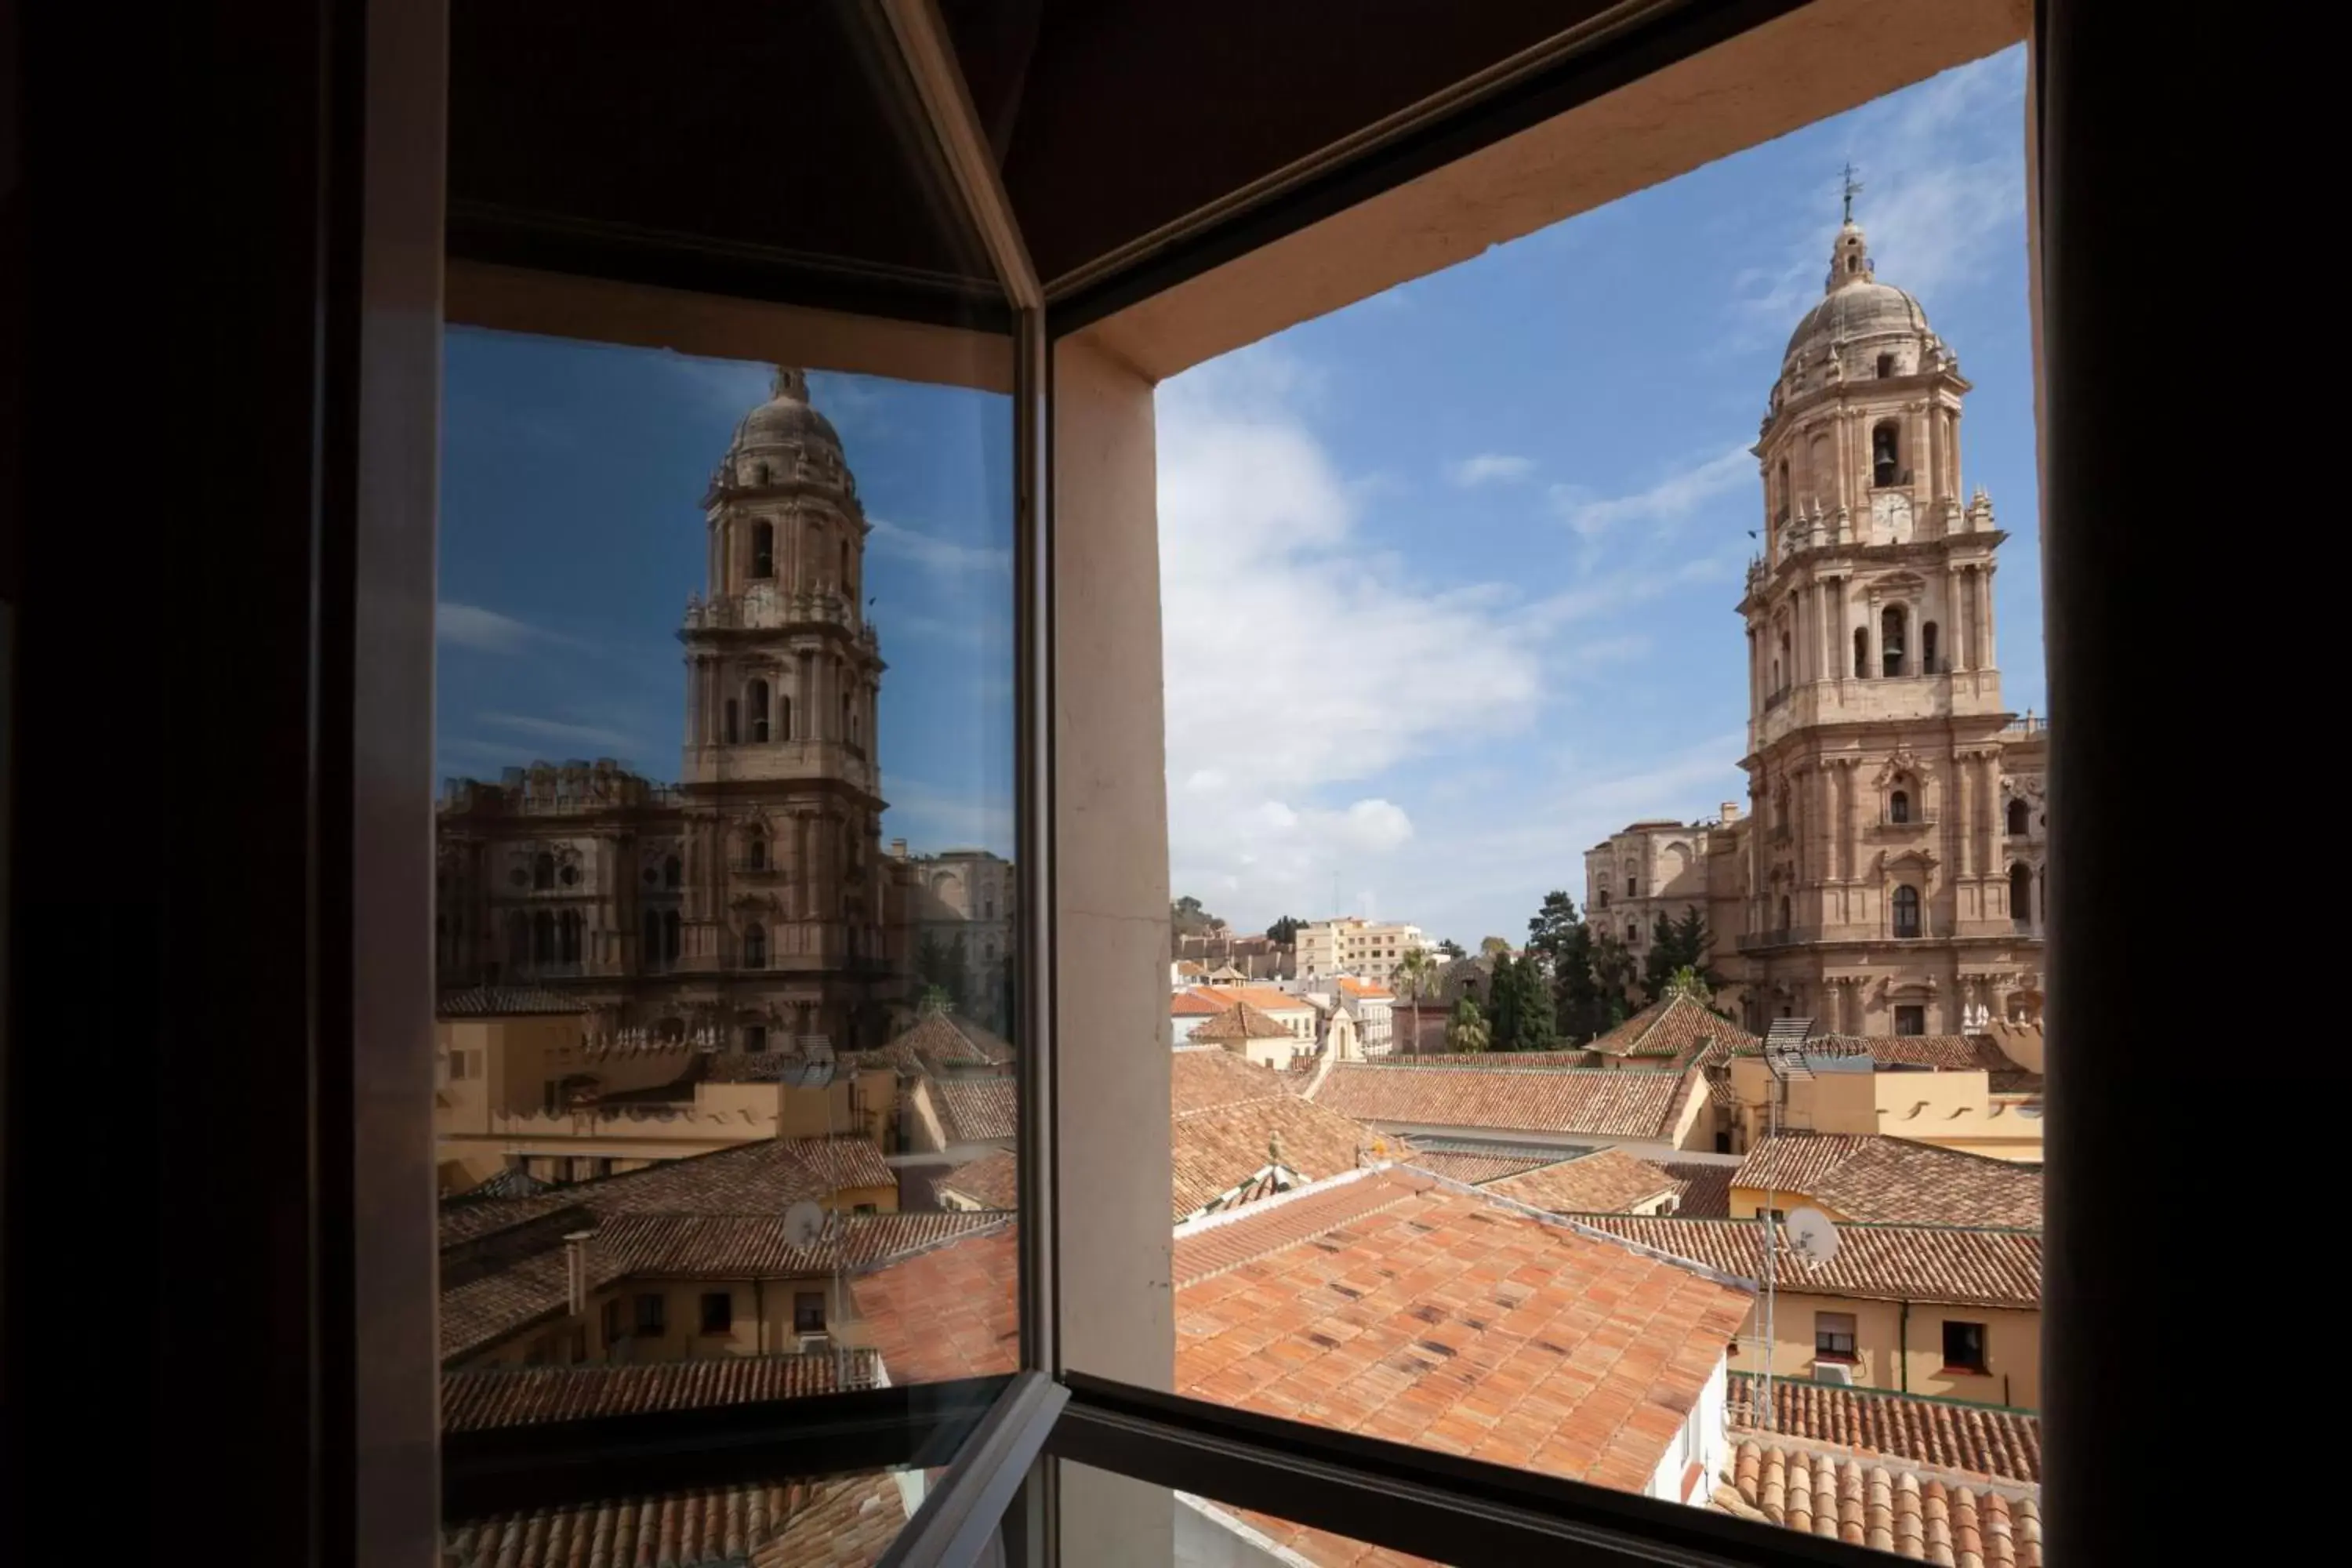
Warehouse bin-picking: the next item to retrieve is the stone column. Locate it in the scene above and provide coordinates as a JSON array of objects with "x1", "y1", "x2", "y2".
[
  {"x1": 1979, "y1": 564, "x2": 1998, "y2": 670},
  {"x1": 1747, "y1": 627, "x2": 1761, "y2": 720},
  {"x1": 796, "y1": 649, "x2": 814, "y2": 746}
]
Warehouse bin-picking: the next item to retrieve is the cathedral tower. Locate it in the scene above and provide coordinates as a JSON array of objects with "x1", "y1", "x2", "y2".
[
  {"x1": 675, "y1": 367, "x2": 891, "y2": 1048},
  {"x1": 1731, "y1": 213, "x2": 2043, "y2": 1035}
]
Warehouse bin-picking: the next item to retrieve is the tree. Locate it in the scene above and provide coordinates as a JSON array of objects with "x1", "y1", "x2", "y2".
[
  {"x1": 1487, "y1": 950, "x2": 1557, "y2": 1053},
  {"x1": 1171, "y1": 895, "x2": 1222, "y2": 939},
  {"x1": 1661, "y1": 964, "x2": 1713, "y2": 1006},
  {"x1": 1435, "y1": 938, "x2": 1466, "y2": 959},
  {"x1": 1444, "y1": 994, "x2": 1490, "y2": 1054},
  {"x1": 1639, "y1": 907, "x2": 1720, "y2": 1003},
  {"x1": 1265, "y1": 914, "x2": 1304, "y2": 946},
  {"x1": 1525, "y1": 891, "x2": 1581, "y2": 969},
  {"x1": 914, "y1": 982, "x2": 956, "y2": 1016},
  {"x1": 1590, "y1": 933, "x2": 1637, "y2": 1027},
  {"x1": 1478, "y1": 935, "x2": 1513, "y2": 958},
  {"x1": 1487, "y1": 951, "x2": 1523, "y2": 1048},
  {"x1": 915, "y1": 931, "x2": 970, "y2": 1014},
  {"x1": 1391, "y1": 945, "x2": 1439, "y2": 1057}
]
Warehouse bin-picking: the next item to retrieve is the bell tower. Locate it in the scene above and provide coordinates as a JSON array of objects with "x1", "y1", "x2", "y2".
[
  {"x1": 1730, "y1": 209, "x2": 2037, "y2": 1036},
  {"x1": 673, "y1": 367, "x2": 891, "y2": 1050}
]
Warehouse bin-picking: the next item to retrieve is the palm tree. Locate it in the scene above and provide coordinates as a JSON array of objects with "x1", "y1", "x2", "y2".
[{"x1": 1392, "y1": 946, "x2": 1437, "y2": 1058}]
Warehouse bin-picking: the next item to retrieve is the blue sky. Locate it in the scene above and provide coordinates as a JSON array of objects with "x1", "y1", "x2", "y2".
[
  {"x1": 1160, "y1": 47, "x2": 2039, "y2": 946},
  {"x1": 437, "y1": 340, "x2": 1016, "y2": 853},
  {"x1": 437, "y1": 45, "x2": 2038, "y2": 950}
]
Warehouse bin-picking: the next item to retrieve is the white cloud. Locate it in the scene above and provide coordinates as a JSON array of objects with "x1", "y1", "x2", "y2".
[
  {"x1": 868, "y1": 517, "x2": 1011, "y2": 579},
  {"x1": 437, "y1": 601, "x2": 562, "y2": 654},
  {"x1": 1159, "y1": 348, "x2": 1550, "y2": 924},
  {"x1": 1548, "y1": 445, "x2": 1753, "y2": 540},
  {"x1": 479, "y1": 712, "x2": 637, "y2": 750},
  {"x1": 1447, "y1": 452, "x2": 1536, "y2": 488}
]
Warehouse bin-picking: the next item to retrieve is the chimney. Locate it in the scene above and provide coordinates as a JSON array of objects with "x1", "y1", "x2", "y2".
[
  {"x1": 1720, "y1": 801, "x2": 1741, "y2": 823},
  {"x1": 564, "y1": 1229, "x2": 594, "y2": 1316}
]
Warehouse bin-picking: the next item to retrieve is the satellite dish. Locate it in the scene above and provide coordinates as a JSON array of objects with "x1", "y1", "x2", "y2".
[
  {"x1": 1783, "y1": 1207, "x2": 1840, "y2": 1265},
  {"x1": 782, "y1": 1201, "x2": 828, "y2": 1249}
]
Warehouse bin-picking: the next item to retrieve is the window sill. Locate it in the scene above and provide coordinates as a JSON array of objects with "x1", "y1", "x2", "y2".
[
  {"x1": 1812, "y1": 1353, "x2": 1859, "y2": 1365},
  {"x1": 1936, "y1": 1367, "x2": 1990, "y2": 1378}
]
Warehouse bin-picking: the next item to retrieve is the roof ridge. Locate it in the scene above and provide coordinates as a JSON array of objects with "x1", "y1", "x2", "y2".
[
  {"x1": 1401, "y1": 1163, "x2": 1758, "y2": 1296},
  {"x1": 1563, "y1": 1211, "x2": 2044, "y2": 1236},
  {"x1": 1724, "y1": 1369, "x2": 2038, "y2": 1417}
]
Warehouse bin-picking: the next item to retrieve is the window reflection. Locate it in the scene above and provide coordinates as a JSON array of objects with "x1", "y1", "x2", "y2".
[{"x1": 433, "y1": 339, "x2": 1016, "y2": 1407}]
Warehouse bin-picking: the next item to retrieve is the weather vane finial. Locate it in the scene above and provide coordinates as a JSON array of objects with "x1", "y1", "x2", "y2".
[{"x1": 1840, "y1": 162, "x2": 1864, "y2": 224}]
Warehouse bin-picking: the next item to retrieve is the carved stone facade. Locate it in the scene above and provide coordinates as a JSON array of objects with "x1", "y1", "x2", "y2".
[
  {"x1": 435, "y1": 368, "x2": 906, "y2": 1053},
  {"x1": 896, "y1": 844, "x2": 1016, "y2": 1033},
  {"x1": 1588, "y1": 219, "x2": 2046, "y2": 1036}
]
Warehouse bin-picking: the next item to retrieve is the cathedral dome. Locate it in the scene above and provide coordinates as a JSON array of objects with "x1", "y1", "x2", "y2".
[
  {"x1": 729, "y1": 365, "x2": 843, "y2": 458},
  {"x1": 1781, "y1": 220, "x2": 1933, "y2": 367}
]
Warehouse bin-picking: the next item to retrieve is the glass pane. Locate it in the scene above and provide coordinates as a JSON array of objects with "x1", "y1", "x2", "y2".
[
  {"x1": 1143, "y1": 45, "x2": 2045, "y2": 1558},
  {"x1": 1062, "y1": 1462, "x2": 1428, "y2": 1568},
  {"x1": 444, "y1": 1462, "x2": 935, "y2": 1568},
  {"x1": 433, "y1": 334, "x2": 1018, "y2": 1402}
]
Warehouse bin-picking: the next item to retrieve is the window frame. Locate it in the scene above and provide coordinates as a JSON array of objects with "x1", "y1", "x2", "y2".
[
  {"x1": 180, "y1": 0, "x2": 2111, "y2": 1563},
  {"x1": 1940, "y1": 1319, "x2": 1991, "y2": 1375}
]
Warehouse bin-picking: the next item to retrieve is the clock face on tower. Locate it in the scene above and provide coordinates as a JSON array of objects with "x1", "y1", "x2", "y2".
[{"x1": 1869, "y1": 490, "x2": 1915, "y2": 546}]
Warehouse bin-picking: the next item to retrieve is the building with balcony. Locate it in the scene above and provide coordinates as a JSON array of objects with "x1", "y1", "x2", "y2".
[
  {"x1": 1591, "y1": 211, "x2": 2047, "y2": 1037},
  {"x1": 434, "y1": 369, "x2": 906, "y2": 1056}
]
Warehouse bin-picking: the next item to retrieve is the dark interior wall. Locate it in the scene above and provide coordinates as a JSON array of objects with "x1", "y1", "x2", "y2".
[{"x1": 975, "y1": 0, "x2": 1621, "y2": 283}]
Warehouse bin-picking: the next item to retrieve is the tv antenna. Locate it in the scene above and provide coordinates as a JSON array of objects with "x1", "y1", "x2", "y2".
[
  {"x1": 782, "y1": 1200, "x2": 829, "y2": 1250},
  {"x1": 1754, "y1": 1015, "x2": 1817, "y2": 1432},
  {"x1": 1784, "y1": 1206, "x2": 1840, "y2": 1266}
]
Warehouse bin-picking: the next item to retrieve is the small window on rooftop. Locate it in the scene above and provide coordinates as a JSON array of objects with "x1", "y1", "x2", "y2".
[
  {"x1": 699, "y1": 1291, "x2": 734, "y2": 1335},
  {"x1": 1942, "y1": 1319, "x2": 1988, "y2": 1374}
]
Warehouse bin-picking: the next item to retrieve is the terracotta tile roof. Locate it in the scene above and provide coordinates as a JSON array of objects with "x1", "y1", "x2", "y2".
[
  {"x1": 1171, "y1": 1170, "x2": 1755, "y2": 1496},
  {"x1": 753, "y1": 1470, "x2": 918, "y2": 1566},
  {"x1": 445, "y1": 1473, "x2": 909, "y2": 1568},
  {"x1": 1715, "y1": 1440, "x2": 2042, "y2": 1565},
  {"x1": 1483, "y1": 1149, "x2": 1679, "y2": 1214},
  {"x1": 1189, "y1": 984, "x2": 1313, "y2": 1015},
  {"x1": 1655, "y1": 1161, "x2": 1735, "y2": 1218},
  {"x1": 1370, "y1": 1049, "x2": 1600, "y2": 1069},
  {"x1": 1588, "y1": 994, "x2": 1759, "y2": 1061},
  {"x1": 1570, "y1": 1215, "x2": 2042, "y2": 1310},
  {"x1": 437, "y1": 1135, "x2": 895, "y2": 1250},
  {"x1": 436, "y1": 985, "x2": 590, "y2": 1018},
  {"x1": 1731, "y1": 1133, "x2": 1879, "y2": 1195},
  {"x1": 938, "y1": 1149, "x2": 1018, "y2": 1210},
  {"x1": 1335, "y1": 978, "x2": 1393, "y2": 999},
  {"x1": 440, "y1": 1207, "x2": 995, "y2": 1363},
  {"x1": 931, "y1": 1075, "x2": 1017, "y2": 1142},
  {"x1": 847, "y1": 1011, "x2": 1011, "y2": 1076},
  {"x1": 1733, "y1": 1134, "x2": 2043, "y2": 1228},
  {"x1": 1172, "y1": 1088, "x2": 1391, "y2": 1220},
  {"x1": 1171, "y1": 989, "x2": 1229, "y2": 1016},
  {"x1": 586, "y1": 1210, "x2": 1000, "y2": 1279},
  {"x1": 1726, "y1": 1373, "x2": 2042, "y2": 1483},
  {"x1": 1312, "y1": 1062, "x2": 1697, "y2": 1141},
  {"x1": 850, "y1": 1223, "x2": 1021, "y2": 1385},
  {"x1": 1734, "y1": 1031, "x2": 2031, "y2": 1078},
  {"x1": 848, "y1": 1168, "x2": 1756, "y2": 1507},
  {"x1": 1403, "y1": 1149, "x2": 1554, "y2": 1185},
  {"x1": 1172, "y1": 1046, "x2": 1302, "y2": 1112},
  {"x1": 442, "y1": 1350, "x2": 882, "y2": 1432},
  {"x1": 1188, "y1": 1002, "x2": 1299, "y2": 1044}
]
